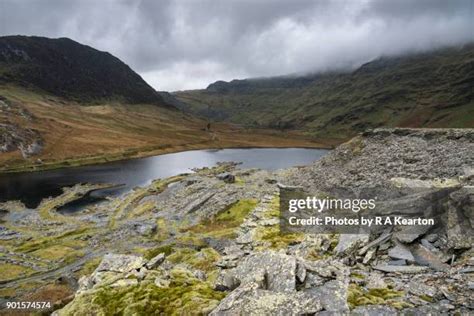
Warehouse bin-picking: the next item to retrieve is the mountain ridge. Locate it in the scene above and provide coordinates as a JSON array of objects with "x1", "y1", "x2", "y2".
[
  {"x1": 0, "y1": 35, "x2": 168, "y2": 106},
  {"x1": 175, "y1": 43, "x2": 474, "y2": 139}
]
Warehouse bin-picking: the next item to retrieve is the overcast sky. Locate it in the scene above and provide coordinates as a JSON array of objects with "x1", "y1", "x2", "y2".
[{"x1": 1, "y1": 0, "x2": 473, "y2": 91}]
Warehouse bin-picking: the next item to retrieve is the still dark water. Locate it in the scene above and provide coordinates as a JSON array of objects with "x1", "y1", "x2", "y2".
[{"x1": 0, "y1": 148, "x2": 328, "y2": 208}]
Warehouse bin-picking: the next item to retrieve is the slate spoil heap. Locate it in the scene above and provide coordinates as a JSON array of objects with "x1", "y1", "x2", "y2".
[{"x1": 31, "y1": 129, "x2": 474, "y2": 315}]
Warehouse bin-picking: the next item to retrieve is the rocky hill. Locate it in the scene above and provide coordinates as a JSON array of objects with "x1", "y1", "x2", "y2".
[
  {"x1": 1, "y1": 128, "x2": 472, "y2": 314},
  {"x1": 175, "y1": 44, "x2": 474, "y2": 140},
  {"x1": 0, "y1": 36, "x2": 166, "y2": 105}
]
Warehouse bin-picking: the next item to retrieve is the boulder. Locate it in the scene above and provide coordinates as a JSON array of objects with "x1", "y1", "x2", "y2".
[
  {"x1": 210, "y1": 282, "x2": 323, "y2": 316},
  {"x1": 388, "y1": 244, "x2": 415, "y2": 262},
  {"x1": 145, "y1": 253, "x2": 165, "y2": 269},
  {"x1": 216, "y1": 251, "x2": 297, "y2": 293},
  {"x1": 134, "y1": 222, "x2": 157, "y2": 236},
  {"x1": 406, "y1": 279, "x2": 438, "y2": 298},
  {"x1": 304, "y1": 278, "x2": 350, "y2": 312},
  {"x1": 366, "y1": 272, "x2": 387, "y2": 289},
  {"x1": 358, "y1": 232, "x2": 392, "y2": 256},
  {"x1": 217, "y1": 173, "x2": 236, "y2": 183},
  {"x1": 393, "y1": 226, "x2": 431, "y2": 244},
  {"x1": 445, "y1": 187, "x2": 474, "y2": 249},
  {"x1": 410, "y1": 244, "x2": 450, "y2": 271},
  {"x1": 335, "y1": 234, "x2": 369, "y2": 256},
  {"x1": 95, "y1": 254, "x2": 146, "y2": 273}
]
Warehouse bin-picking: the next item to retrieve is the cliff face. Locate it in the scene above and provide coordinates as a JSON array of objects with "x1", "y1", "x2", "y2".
[{"x1": 0, "y1": 36, "x2": 167, "y2": 105}]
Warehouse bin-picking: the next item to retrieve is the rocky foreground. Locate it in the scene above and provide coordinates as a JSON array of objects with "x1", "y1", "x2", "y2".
[{"x1": 1, "y1": 128, "x2": 473, "y2": 315}]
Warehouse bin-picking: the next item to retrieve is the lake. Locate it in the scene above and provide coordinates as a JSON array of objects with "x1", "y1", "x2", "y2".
[{"x1": 0, "y1": 147, "x2": 329, "y2": 208}]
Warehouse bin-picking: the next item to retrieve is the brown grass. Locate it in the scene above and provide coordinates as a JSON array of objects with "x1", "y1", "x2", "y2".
[{"x1": 0, "y1": 85, "x2": 336, "y2": 173}]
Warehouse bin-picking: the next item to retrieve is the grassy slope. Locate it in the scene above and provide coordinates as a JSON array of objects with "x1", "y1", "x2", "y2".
[
  {"x1": 175, "y1": 44, "x2": 474, "y2": 139},
  {"x1": 0, "y1": 85, "x2": 329, "y2": 173}
]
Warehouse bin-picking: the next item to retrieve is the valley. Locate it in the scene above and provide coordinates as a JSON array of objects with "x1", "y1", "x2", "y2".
[
  {"x1": 175, "y1": 44, "x2": 474, "y2": 139},
  {"x1": 0, "y1": 35, "x2": 472, "y2": 315},
  {"x1": 0, "y1": 85, "x2": 327, "y2": 174}
]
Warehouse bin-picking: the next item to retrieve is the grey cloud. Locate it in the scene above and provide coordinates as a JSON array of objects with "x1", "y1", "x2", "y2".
[{"x1": 0, "y1": 0, "x2": 473, "y2": 91}]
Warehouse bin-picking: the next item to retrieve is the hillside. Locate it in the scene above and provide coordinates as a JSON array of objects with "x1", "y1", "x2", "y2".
[
  {"x1": 175, "y1": 44, "x2": 474, "y2": 140},
  {"x1": 0, "y1": 37, "x2": 323, "y2": 172},
  {"x1": 0, "y1": 36, "x2": 166, "y2": 105}
]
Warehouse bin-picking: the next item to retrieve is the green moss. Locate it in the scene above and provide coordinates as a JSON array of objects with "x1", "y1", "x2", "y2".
[
  {"x1": 154, "y1": 218, "x2": 173, "y2": 242},
  {"x1": 76, "y1": 257, "x2": 102, "y2": 277},
  {"x1": 186, "y1": 199, "x2": 257, "y2": 239},
  {"x1": 144, "y1": 244, "x2": 175, "y2": 260},
  {"x1": 0, "y1": 263, "x2": 34, "y2": 281},
  {"x1": 214, "y1": 199, "x2": 257, "y2": 224},
  {"x1": 167, "y1": 247, "x2": 221, "y2": 272},
  {"x1": 16, "y1": 227, "x2": 90, "y2": 253},
  {"x1": 128, "y1": 200, "x2": 155, "y2": 219},
  {"x1": 255, "y1": 225, "x2": 304, "y2": 249},
  {"x1": 419, "y1": 294, "x2": 434, "y2": 302},
  {"x1": 31, "y1": 244, "x2": 85, "y2": 264},
  {"x1": 262, "y1": 196, "x2": 280, "y2": 219},
  {"x1": 0, "y1": 287, "x2": 16, "y2": 298},
  {"x1": 234, "y1": 177, "x2": 245, "y2": 186},
  {"x1": 347, "y1": 284, "x2": 412, "y2": 310},
  {"x1": 59, "y1": 270, "x2": 226, "y2": 315},
  {"x1": 109, "y1": 176, "x2": 183, "y2": 228},
  {"x1": 176, "y1": 234, "x2": 207, "y2": 249},
  {"x1": 350, "y1": 272, "x2": 365, "y2": 280}
]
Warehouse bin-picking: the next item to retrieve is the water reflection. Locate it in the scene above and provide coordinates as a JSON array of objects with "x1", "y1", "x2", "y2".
[{"x1": 0, "y1": 148, "x2": 329, "y2": 208}]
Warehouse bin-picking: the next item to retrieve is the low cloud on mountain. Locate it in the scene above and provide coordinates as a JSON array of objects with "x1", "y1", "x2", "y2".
[{"x1": 1, "y1": 0, "x2": 472, "y2": 91}]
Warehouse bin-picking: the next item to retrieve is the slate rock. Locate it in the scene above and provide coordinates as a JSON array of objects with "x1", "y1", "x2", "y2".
[
  {"x1": 210, "y1": 282, "x2": 323, "y2": 316},
  {"x1": 373, "y1": 264, "x2": 429, "y2": 274},
  {"x1": 305, "y1": 278, "x2": 350, "y2": 312},
  {"x1": 145, "y1": 253, "x2": 165, "y2": 269},
  {"x1": 96, "y1": 254, "x2": 146, "y2": 273},
  {"x1": 351, "y1": 305, "x2": 398, "y2": 316},
  {"x1": 335, "y1": 234, "x2": 369, "y2": 256},
  {"x1": 388, "y1": 243, "x2": 415, "y2": 262},
  {"x1": 216, "y1": 251, "x2": 297, "y2": 293}
]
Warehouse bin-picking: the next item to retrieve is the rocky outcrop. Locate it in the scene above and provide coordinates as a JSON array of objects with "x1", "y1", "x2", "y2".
[
  {"x1": 285, "y1": 128, "x2": 473, "y2": 190},
  {"x1": 0, "y1": 122, "x2": 43, "y2": 157},
  {"x1": 8, "y1": 128, "x2": 473, "y2": 315},
  {"x1": 0, "y1": 36, "x2": 168, "y2": 106}
]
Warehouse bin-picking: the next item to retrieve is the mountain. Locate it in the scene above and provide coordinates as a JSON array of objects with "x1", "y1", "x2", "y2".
[
  {"x1": 175, "y1": 44, "x2": 474, "y2": 140},
  {"x1": 0, "y1": 36, "x2": 166, "y2": 105},
  {"x1": 0, "y1": 36, "x2": 321, "y2": 172}
]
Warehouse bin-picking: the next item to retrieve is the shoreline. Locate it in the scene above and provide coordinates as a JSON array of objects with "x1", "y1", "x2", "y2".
[{"x1": 0, "y1": 137, "x2": 338, "y2": 175}]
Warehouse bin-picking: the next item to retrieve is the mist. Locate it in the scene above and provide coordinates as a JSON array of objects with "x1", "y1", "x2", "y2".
[{"x1": 1, "y1": 0, "x2": 472, "y2": 91}]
